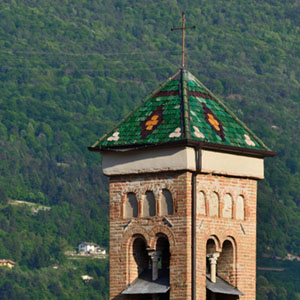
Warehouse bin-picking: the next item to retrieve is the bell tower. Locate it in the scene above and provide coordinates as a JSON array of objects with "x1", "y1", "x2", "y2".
[{"x1": 89, "y1": 69, "x2": 275, "y2": 300}]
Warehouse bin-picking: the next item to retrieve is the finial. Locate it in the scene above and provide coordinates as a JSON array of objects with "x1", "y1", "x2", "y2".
[{"x1": 171, "y1": 12, "x2": 196, "y2": 69}]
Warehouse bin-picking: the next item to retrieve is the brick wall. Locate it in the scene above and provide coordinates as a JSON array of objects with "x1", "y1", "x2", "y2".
[
  {"x1": 108, "y1": 171, "x2": 258, "y2": 300},
  {"x1": 196, "y1": 174, "x2": 257, "y2": 300},
  {"x1": 109, "y1": 171, "x2": 193, "y2": 300}
]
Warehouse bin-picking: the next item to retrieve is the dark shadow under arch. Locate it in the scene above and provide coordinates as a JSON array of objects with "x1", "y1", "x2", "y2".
[
  {"x1": 156, "y1": 234, "x2": 170, "y2": 270},
  {"x1": 132, "y1": 236, "x2": 150, "y2": 276}
]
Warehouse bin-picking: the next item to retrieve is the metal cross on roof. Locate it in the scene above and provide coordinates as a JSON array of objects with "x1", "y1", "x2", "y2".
[{"x1": 171, "y1": 12, "x2": 196, "y2": 69}]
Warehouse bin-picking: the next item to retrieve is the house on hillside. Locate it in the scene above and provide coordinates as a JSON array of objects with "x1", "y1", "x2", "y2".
[
  {"x1": 81, "y1": 275, "x2": 94, "y2": 281},
  {"x1": 0, "y1": 259, "x2": 16, "y2": 269},
  {"x1": 78, "y1": 242, "x2": 106, "y2": 255}
]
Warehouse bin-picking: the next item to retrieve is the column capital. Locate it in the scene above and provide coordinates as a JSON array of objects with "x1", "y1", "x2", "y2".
[
  {"x1": 207, "y1": 252, "x2": 220, "y2": 283},
  {"x1": 207, "y1": 252, "x2": 220, "y2": 264}
]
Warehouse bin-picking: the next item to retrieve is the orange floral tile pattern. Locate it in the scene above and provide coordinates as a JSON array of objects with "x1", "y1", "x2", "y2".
[
  {"x1": 141, "y1": 105, "x2": 164, "y2": 139},
  {"x1": 202, "y1": 103, "x2": 225, "y2": 141}
]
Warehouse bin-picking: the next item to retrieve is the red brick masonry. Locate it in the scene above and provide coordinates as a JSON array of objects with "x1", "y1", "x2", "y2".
[{"x1": 108, "y1": 171, "x2": 257, "y2": 300}]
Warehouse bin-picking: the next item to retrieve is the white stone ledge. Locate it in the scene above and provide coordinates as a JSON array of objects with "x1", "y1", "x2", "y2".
[
  {"x1": 200, "y1": 150, "x2": 264, "y2": 179},
  {"x1": 102, "y1": 147, "x2": 196, "y2": 175},
  {"x1": 101, "y1": 147, "x2": 264, "y2": 179}
]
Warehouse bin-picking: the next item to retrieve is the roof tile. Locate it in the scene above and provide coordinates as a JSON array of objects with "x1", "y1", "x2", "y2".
[{"x1": 90, "y1": 69, "x2": 272, "y2": 155}]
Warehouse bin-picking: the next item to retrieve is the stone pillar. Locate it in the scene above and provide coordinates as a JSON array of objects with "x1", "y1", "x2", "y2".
[
  {"x1": 207, "y1": 253, "x2": 220, "y2": 283},
  {"x1": 148, "y1": 250, "x2": 161, "y2": 281}
]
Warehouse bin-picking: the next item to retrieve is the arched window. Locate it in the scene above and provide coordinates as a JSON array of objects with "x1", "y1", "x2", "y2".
[
  {"x1": 218, "y1": 240, "x2": 235, "y2": 285},
  {"x1": 161, "y1": 189, "x2": 173, "y2": 215},
  {"x1": 197, "y1": 191, "x2": 206, "y2": 216},
  {"x1": 125, "y1": 192, "x2": 138, "y2": 218},
  {"x1": 143, "y1": 191, "x2": 156, "y2": 217},
  {"x1": 236, "y1": 195, "x2": 245, "y2": 220},
  {"x1": 209, "y1": 192, "x2": 219, "y2": 217},
  {"x1": 156, "y1": 235, "x2": 170, "y2": 270},
  {"x1": 206, "y1": 237, "x2": 238, "y2": 298},
  {"x1": 132, "y1": 237, "x2": 150, "y2": 276},
  {"x1": 152, "y1": 234, "x2": 170, "y2": 286},
  {"x1": 206, "y1": 238, "x2": 217, "y2": 255},
  {"x1": 206, "y1": 238, "x2": 218, "y2": 276},
  {"x1": 223, "y1": 193, "x2": 233, "y2": 218}
]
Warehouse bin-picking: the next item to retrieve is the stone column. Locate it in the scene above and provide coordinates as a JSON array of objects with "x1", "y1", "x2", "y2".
[
  {"x1": 207, "y1": 253, "x2": 220, "y2": 283},
  {"x1": 148, "y1": 250, "x2": 161, "y2": 281}
]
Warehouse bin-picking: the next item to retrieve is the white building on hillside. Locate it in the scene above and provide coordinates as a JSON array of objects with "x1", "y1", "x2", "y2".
[{"x1": 78, "y1": 242, "x2": 106, "y2": 255}]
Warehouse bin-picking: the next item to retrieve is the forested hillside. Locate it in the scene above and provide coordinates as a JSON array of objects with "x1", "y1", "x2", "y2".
[{"x1": 0, "y1": 0, "x2": 300, "y2": 299}]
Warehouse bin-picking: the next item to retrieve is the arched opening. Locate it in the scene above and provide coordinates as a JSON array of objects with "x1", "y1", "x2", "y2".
[
  {"x1": 161, "y1": 189, "x2": 173, "y2": 215},
  {"x1": 223, "y1": 194, "x2": 233, "y2": 218},
  {"x1": 156, "y1": 235, "x2": 170, "y2": 271},
  {"x1": 218, "y1": 240, "x2": 235, "y2": 285},
  {"x1": 209, "y1": 192, "x2": 219, "y2": 217},
  {"x1": 236, "y1": 195, "x2": 245, "y2": 220},
  {"x1": 143, "y1": 191, "x2": 156, "y2": 217},
  {"x1": 206, "y1": 238, "x2": 217, "y2": 254},
  {"x1": 124, "y1": 234, "x2": 170, "y2": 299},
  {"x1": 132, "y1": 237, "x2": 150, "y2": 277},
  {"x1": 125, "y1": 192, "x2": 138, "y2": 218},
  {"x1": 206, "y1": 237, "x2": 240, "y2": 300},
  {"x1": 206, "y1": 238, "x2": 217, "y2": 275},
  {"x1": 197, "y1": 190, "x2": 206, "y2": 215},
  {"x1": 154, "y1": 234, "x2": 170, "y2": 300}
]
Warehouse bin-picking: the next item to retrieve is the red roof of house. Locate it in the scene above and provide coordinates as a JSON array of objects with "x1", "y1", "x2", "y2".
[{"x1": 0, "y1": 259, "x2": 16, "y2": 265}]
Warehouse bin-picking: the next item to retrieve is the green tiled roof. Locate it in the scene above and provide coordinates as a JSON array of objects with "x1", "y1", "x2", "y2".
[{"x1": 90, "y1": 69, "x2": 273, "y2": 156}]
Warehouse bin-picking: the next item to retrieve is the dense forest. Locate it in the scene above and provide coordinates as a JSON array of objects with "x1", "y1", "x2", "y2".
[{"x1": 0, "y1": 0, "x2": 300, "y2": 299}]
